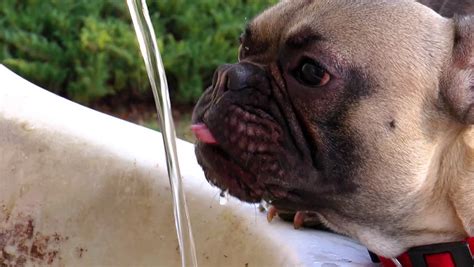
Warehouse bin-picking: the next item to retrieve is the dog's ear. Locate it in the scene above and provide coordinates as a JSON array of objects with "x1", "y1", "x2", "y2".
[
  {"x1": 417, "y1": 0, "x2": 474, "y2": 17},
  {"x1": 441, "y1": 16, "x2": 474, "y2": 125}
]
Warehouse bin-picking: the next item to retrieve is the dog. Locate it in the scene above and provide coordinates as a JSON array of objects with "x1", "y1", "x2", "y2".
[{"x1": 191, "y1": 0, "x2": 474, "y2": 259}]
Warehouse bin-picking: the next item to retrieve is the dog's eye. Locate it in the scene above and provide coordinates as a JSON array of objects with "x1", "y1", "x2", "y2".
[{"x1": 296, "y1": 60, "x2": 330, "y2": 87}]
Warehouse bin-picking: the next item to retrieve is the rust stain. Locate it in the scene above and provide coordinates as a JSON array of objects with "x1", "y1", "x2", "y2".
[
  {"x1": 0, "y1": 213, "x2": 67, "y2": 266},
  {"x1": 1, "y1": 204, "x2": 11, "y2": 223},
  {"x1": 76, "y1": 247, "x2": 87, "y2": 258}
]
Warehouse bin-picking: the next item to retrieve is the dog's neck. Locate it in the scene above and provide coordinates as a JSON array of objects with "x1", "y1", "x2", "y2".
[
  {"x1": 429, "y1": 125, "x2": 474, "y2": 236},
  {"x1": 372, "y1": 127, "x2": 474, "y2": 261},
  {"x1": 445, "y1": 126, "x2": 474, "y2": 236}
]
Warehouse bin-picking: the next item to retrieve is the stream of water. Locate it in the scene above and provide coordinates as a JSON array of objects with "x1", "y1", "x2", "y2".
[{"x1": 126, "y1": 1, "x2": 198, "y2": 266}]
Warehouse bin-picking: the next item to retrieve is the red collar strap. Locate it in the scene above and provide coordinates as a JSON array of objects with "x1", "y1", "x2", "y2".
[{"x1": 370, "y1": 237, "x2": 474, "y2": 267}]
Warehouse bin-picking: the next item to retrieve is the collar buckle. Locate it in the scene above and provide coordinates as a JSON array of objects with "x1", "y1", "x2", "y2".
[{"x1": 407, "y1": 241, "x2": 473, "y2": 267}]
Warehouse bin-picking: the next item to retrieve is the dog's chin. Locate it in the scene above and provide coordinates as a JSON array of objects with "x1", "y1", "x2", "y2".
[
  {"x1": 196, "y1": 141, "x2": 311, "y2": 210},
  {"x1": 195, "y1": 143, "x2": 265, "y2": 203},
  {"x1": 196, "y1": 142, "x2": 322, "y2": 215}
]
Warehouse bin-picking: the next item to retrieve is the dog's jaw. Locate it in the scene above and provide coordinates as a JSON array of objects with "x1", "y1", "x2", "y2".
[{"x1": 318, "y1": 125, "x2": 472, "y2": 257}]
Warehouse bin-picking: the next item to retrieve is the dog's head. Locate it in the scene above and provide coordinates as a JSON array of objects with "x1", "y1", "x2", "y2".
[{"x1": 192, "y1": 0, "x2": 474, "y2": 256}]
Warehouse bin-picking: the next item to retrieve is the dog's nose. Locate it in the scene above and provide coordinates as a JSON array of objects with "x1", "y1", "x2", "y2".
[
  {"x1": 212, "y1": 63, "x2": 269, "y2": 96},
  {"x1": 226, "y1": 63, "x2": 259, "y2": 91}
]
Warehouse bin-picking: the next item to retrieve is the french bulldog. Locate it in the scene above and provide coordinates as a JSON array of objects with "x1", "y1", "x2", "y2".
[{"x1": 192, "y1": 0, "x2": 474, "y2": 258}]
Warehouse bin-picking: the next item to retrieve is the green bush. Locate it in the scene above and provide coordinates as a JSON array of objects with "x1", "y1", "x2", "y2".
[{"x1": 0, "y1": 0, "x2": 276, "y2": 105}]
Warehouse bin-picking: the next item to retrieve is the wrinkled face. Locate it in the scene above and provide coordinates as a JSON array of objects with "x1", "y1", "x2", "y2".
[{"x1": 192, "y1": 0, "x2": 457, "y2": 253}]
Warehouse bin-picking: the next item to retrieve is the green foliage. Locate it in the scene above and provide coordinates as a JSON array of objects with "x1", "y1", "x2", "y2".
[{"x1": 0, "y1": 0, "x2": 276, "y2": 104}]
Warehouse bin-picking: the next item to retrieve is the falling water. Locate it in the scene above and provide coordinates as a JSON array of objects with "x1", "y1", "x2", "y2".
[
  {"x1": 219, "y1": 190, "x2": 229, "y2": 206},
  {"x1": 126, "y1": 1, "x2": 198, "y2": 266}
]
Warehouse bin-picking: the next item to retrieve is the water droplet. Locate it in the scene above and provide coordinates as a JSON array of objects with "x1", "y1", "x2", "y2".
[
  {"x1": 219, "y1": 190, "x2": 229, "y2": 206},
  {"x1": 259, "y1": 200, "x2": 271, "y2": 211}
]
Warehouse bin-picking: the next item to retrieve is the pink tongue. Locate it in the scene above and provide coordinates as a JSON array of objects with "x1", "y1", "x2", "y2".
[{"x1": 191, "y1": 123, "x2": 218, "y2": 144}]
